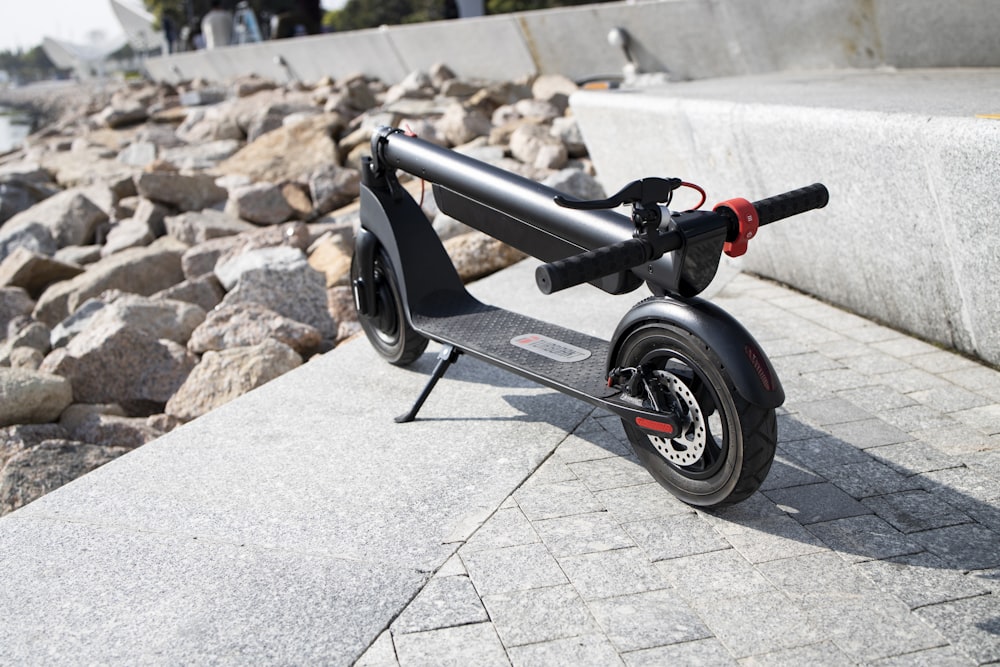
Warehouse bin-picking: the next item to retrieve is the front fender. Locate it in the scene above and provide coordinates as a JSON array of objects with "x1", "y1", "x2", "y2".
[{"x1": 609, "y1": 297, "x2": 785, "y2": 408}]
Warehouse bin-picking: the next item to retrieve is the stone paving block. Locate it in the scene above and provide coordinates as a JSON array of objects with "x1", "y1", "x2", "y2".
[
  {"x1": 482, "y1": 584, "x2": 598, "y2": 648},
  {"x1": 951, "y1": 404, "x2": 1000, "y2": 435},
  {"x1": 869, "y1": 440, "x2": 963, "y2": 475},
  {"x1": 765, "y1": 482, "x2": 871, "y2": 525},
  {"x1": 507, "y1": 633, "x2": 624, "y2": 667},
  {"x1": 554, "y1": 422, "x2": 633, "y2": 463},
  {"x1": 873, "y1": 367, "x2": 953, "y2": 393},
  {"x1": 807, "y1": 596, "x2": 948, "y2": 663},
  {"x1": 567, "y1": 455, "x2": 652, "y2": 492},
  {"x1": 775, "y1": 414, "x2": 827, "y2": 442},
  {"x1": 840, "y1": 324, "x2": 903, "y2": 344},
  {"x1": 594, "y1": 481, "x2": 692, "y2": 523},
  {"x1": 908, "y1": 523, "x2": 1000, "y2": 570},
  {"x1": 772, "y1": 352, "x2": 844, "y2": 376},
  {"x1": 804, "y1": 514, "x2": 923, "y2": 563},
  {"x1": 513, "y1": 479, "x2": 603, "y2": 522},
  {"x1": 909, "y1": 424, "x2": 995, "y2": 457},
  {"x1": 756, "y1": 551, "x2": 881, "y2": 602},
  {"x1": 391, "y1": 575, "x2": 488, "y2": 635},
  {"x1": 708, "y1": 513, "x2": 827, "y2": 564},
  {"x1": 393, "y1": 622, "x2": 509, "y2": 667},
  {"x1": 862, "y1": 490, "x2": 972, "y2": 534},
  {"x1": 842, "y1": 353, "x2": 912, "y2": 375},
  {"x1": 916, "y1": 594, "x2": 1000, "y2": 664},
  {"x1": 880, "y1": 405, "x2": 963, "y2": 433},
  {"x1": 792, "y1": 397, "x2": 875, "y2": 427},
  {"x1": 460, "y1": 543, "x2": 567, "y2": 596},
  {"x1": 623, "y1": 512, "x2": 728, "y2": 562},
  {"x1": 820, "y1": 338, "x2": 883, "y2": 359},
  {"x1": 518, "y1": 457, "x2": 578, "y2": 488},
  {"x1": 836, "y1": 384, "x2": 918, "y2": 411},
  {"x1": 796, "y1": 366, "x2": 875, "y2": 391},
  {"x1": 907, "y1": 350, "x2": 980, "y2": 374},
  {"x1": 355, "y1": 630, "x2": 398, "y2": 667},
  {"x1": 588, "y1": 588, "x2": 710, "y2": 652},
  {"x1": 822, "y1": 459, "x2": 924, "y2": 498},
  {"x1": 919, "y1": 466, "x2": 1000, "y2": 509},
  {"x1": 687, "y1": 590, "x2": 820, "y2": 659},
  {"x1": 941, "y1": 366, "x2": 1000, "y2": 394},
  {"x1": 824, "y1": 417, "x2": 914, "y2": 450},
  {"x1": 868, "y1": 645, "x2": 981, "y2": 667},
  {"x1": 435, "y1": 553, "x2": 466, "y2": 577},
  {"x1": 908, "y1": 386, "x2": 992, "y2": 414},
  {"x1": 855, "y1": 551, "x2": 993, "y2": 610},
  {"x1": 870, "y1": 337, "x2": 942, "y2": 359},
  {"x1": 737, "y1": 641, "x2": 856, "y2": 667},
  {"x1": 654, "y1": 548, "x2": 776, "y2": 604},
  {"x1": 780, "y1": 375, "x2": 837, "y2": 403},
  {"x1": 780, "y1": 436, "x2": 871, "y2": 470},
  {"x1": 558, "y1": 547, "x2": 667, "y2": 601},
  {"x1": 462, "y1": 506, "x2": 539, "y2": 553},
  {"x1": 621, "y1": 637, "x2": 737, "y2": 666},
  {"x1": 533, "y1": 511, "x2": 634, "y2": 557},
  {"x1": 759, "y1": 337, "x2": 814, "y2": 358},
  {"x1": 758, "y1": 455, "x2": 823, "y2": 491}
]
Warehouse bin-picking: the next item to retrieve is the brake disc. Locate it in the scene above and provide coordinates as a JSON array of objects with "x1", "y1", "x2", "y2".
[{"x1": 647, "y1": 370, "x2": 706, "y2": 467}]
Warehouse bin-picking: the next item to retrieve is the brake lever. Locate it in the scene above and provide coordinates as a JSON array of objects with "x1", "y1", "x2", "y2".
[{"x1": 553, "y1": 177, "x2": 683, "y2": 210}]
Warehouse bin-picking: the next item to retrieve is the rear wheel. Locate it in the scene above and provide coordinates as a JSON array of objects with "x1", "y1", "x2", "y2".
[
  {"x1": 351, "y1": 246, "x2": 428, "y2": 366},
  {"x1": 616, "y1": 322, "x2": 776, "y2": 507}
]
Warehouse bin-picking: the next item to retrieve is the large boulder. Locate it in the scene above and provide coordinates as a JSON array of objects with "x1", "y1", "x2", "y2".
[
  {"x1": 33, "y1": 238, "x2": 187, "y2": 326},
  {"x1": 216, "y1": 113, "x2": 343, "y2": 183},
  {"x1": 50, "y1": 292, "x2": 206, "y2": 350},
  {"x1": 59, "y1": 404, "x2": 162, "y2": 449},
  {"x1": 164, "y1": 208, "x2": 256, "y2": 245},
  {"x1": 444, "y1": 231, "x2": 526, "y2": 283},
  {"x1": 0, "y1": 247, "x2": 84, "y2": 298},
  {"x1": 0, "y1": 188, "x2": 108, "y2": 253},
  {"x1": 135, "y1": 170, "x2": 228, "y2": 212},
  {"x1": 0, "y1": 367, "x2": 73, "y2": 426},
  {"x1": 188, "y1": 302, "x2": 322, "y2": 356},
  {"x1": 0, "y1": 286, "x2": 35, "y2": 335},
  {"x1": 165, "y1": 339, "x2": 302, "y2": 422},
  {"x1": 225, "y1": 182, "x2": 294, "y2": 225}
]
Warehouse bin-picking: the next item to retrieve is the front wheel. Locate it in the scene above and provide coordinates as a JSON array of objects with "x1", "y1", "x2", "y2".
[
  {"x1": 350, "y1": 245, "x2": 428, "y2": 366},
  {"x1": 616, "y1": 322, "x2": 776, "y2": 508}
]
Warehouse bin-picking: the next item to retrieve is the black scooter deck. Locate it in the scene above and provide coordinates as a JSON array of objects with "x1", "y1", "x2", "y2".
[{"x1": 411, "y1": 299, "x2": 618, "y2": 401}]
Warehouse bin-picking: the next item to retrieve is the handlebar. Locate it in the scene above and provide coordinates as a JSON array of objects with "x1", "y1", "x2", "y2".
[{"x1": 535, "y1": 183, "x2": 828, "y2": 294}]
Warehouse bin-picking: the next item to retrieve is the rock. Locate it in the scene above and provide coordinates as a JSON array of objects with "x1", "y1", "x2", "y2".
[
  {"x1": 0, "y1": 440, "x2": 129, "y2": 515},
  {"x1": 0, "y1": 177, "x2": 57, "y2": 224},
  {"x1": 180, "y1": 236, "x2": 238, "y2": 279},
  {"x1": 213, "y1": 221, "x2": 311, "y2": 269},
  {"x1": 216, "y1": 113, "x2": 343, "y2": 183},
  {"x1": 164, "y1": 208, "x2": 256, "y2": 245},
  {"x1": 508, "y1": 123, "x2": 568, "y2": 170},
  {"x1": 53, "y1": 245, "x2": 102, "y2": 266},
  {"x1": 132, "y1": 198, "x2": 171, "y2": 237},
  {"x1": 436, "y1": 103, "x2": 492, "y2": 147},
  {"x1": 550, "y1": 116, "x2": 587, "y2": 158},
  {"x1": 513, "y1": 98, "x2": 562, "y2": 122},
  {"x1": 97, "y1": 102, "x2": 149, "y2": 128},
  {"x1": 0, "y1": 319, "x2": 51, "y2": 365},
  {"x1": 33, "y1": 238, "x2": 187, "y2": 327},
  {"x1": 0, "y1": 423, "x2": 68, "y2": 467},
  {"x1": 531, "y1": 74, "x2": 578, "y2": 113},
  {"x1": 36, "y1": 146, "x2": 136, "y2": 189},
  {"x1": 0, "y1": 248, "x2": 83, "y2": 298},
  {"x1": 444, "y1": 231, "x2": 527, "y2": 282},
  {"x1": 153, "y1": 274, "x2": 224, "y2": 313},
  {"x1": 1, "y1": 286, "x2": 35, "y2": 335},
  {"x1": 307, "y1": 234, "x2": 352, "y2": 287},
  {"x1": 59, "y1": 404, "x2": 161, "y2": 448},
  {"x1": 117, "y1": 140, "x2": 158, "y2": 167},
  {"x1": 308, "y1": 165, "x2": 361, "y2": 217},
  {"x1": 175, "y1": 105, "x2": 245, "y2": 143},
  {"x1": 233, "y1": 74, "x2": 278, "y2": 98},
  {"x1": 0, "y1": 188, "x2": 108, "y2": 252},
  {"x1": 159, "y1": 139, "x2": 242, "y2": 170},
  {"x1": 135, "y1": 171, "x2": 228, "y2": 212},
  {"x1": 281, "y1": 182, "x2": 312, "y2": 219},
  {"x1": 326, "y1": 285, "x2": 359, "y2": 342},
  {"x1": 100, "y1": 217, "x2": 155, "y2": 256},
  {"x1": 6, "y1": 347, "x2": 43, "y2": 370},
  {"x1": 541, "y1": 168, "x2": 606, "y2": 202},
  {"x1": 219, "y1": 254, "x2": 336, "y2": 339},
  {"x1": 225, "y1": 182, "x2": 294, "y2": 225},
  {"x1": 165, "y1": 339, "x2": 302, "y2": 422},
  {"x1": 188, "y1": 302, "x2": 322, "y2": 356},
  {"x1": 0, "y1": 222, "x2": 58, "y2": 262},
  {"x1": 0, "y1": 367, "x2": 74, "y2": 426},
  {"x1": 40, "y1": 318, "x2": 197, "y2": 412}
]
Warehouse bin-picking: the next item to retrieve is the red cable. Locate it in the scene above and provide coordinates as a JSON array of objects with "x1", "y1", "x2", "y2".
[{"x1": 680, "y1": 181, "x2": 706, "y2": 210}]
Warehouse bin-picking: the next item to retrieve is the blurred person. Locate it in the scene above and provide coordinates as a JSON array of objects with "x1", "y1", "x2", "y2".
[{"x1": 202, "y1": 0, "x2": 234, "y2": 49}]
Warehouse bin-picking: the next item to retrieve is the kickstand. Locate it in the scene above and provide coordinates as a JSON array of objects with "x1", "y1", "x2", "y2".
[{"x1": 395, "y1": 344, "x2": 462, "y2": 423}]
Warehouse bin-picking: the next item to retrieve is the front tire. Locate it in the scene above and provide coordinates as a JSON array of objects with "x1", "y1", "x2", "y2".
[
  {"x1": 351, "y1": 246, "x2": 428, "y2": 366},
  {"x1": 616, "y1": 322, "x2": 776, "y2": 507}
]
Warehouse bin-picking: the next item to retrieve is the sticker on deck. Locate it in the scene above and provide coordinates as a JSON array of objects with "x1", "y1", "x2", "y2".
[{"x1": 510, "y1": 333, "x2": 592, "y2": 363}]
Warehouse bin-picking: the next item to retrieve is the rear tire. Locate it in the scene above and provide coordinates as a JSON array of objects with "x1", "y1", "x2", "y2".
[
  {"x1": 616, "y1": 322, "x2": 776, "y2": 507},
  {"x1": 351, "y1": 246, "x2": 428, "y2": 366}
]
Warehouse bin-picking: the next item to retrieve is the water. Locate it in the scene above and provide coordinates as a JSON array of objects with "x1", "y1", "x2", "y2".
[{"x1": 0, "y1": 106, "x2": 32, "y2": 153}]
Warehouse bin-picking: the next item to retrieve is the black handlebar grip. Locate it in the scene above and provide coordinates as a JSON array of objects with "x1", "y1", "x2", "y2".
[
  {"x1": 536, "y1": 238, "x2": 651, "y2": 294},
  {"x1": 753, "y1": 183, "x2": 829, "y2": 226}
]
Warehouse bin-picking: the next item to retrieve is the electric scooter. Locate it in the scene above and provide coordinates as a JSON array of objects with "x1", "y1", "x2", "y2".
[{"x1": 352, "y1": 127, "x2": 828, "y2": 507}]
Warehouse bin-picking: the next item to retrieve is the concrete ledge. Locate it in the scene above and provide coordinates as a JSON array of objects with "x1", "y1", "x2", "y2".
[
  {"x1": 570, "y1": 68, "x2": 1000, "y2": 366},
  {"x1": 144, "y1": 0, "x2": 1000, "y2": 85}
]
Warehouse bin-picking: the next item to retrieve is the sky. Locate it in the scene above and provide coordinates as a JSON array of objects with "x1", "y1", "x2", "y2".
[{"x1": 0, "y1": 0, "x2": 348, "y2": 54}]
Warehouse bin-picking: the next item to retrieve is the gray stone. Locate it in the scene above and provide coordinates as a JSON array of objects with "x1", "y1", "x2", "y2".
[
  {"x1": 622, "y1": 639, "x2": 737, "y2": 667},
  {"x1": 0, "y1": 188, "x2": 108, "y2": 250},
  {"x1": 557, "y1": 547, "x2": 666, "y2": 601},
  {"x1": 152, "y1": 274, "x2": 224, "y2": 313},
  {"x1": 165, "y1": 339, "x2": 302, "y2": 422},
  {"x1": 116, "y1": 141, "x2": 157, "y2": 167},
  {"x1": 624, "y1": 513, "x2": 728, "y2": 561},
  {"x1": 165, "y1": 208, "x2": 256, "y2": 245},
  {"x1": 589, "y1": 588, "x2": 711, "y2": 652},
  {"x1": 806, "y1": 514, "x2": 923, "y2": 562},
  {"x1": 0, "y1": 247, "x2": 84, "y2": 298},
  {"x1": 0, "y1": 286, "x2": 35, "y2": 334},
  {"x1": 764, "y1": 482, "x2": 871, "y2": 524},
  {"x1": 550, "y1": 116, "x2": 587, "y2": 157},
  {"x1": 100, "y1": 218, "x2": 154, "y2": 256},
  {"x1": 159, "y1": 139, "x2": 242, "y2": 170},
  {"x1": 443, "y1": 232, "x2": 526, "y2": 283},
  {"x1": 513, "y1": 479, "x2": 604, "y2": 522},
  {"x1": 188, "y1": 302, "x2": 322, "y2": 356},
  {"x1": 308, "y1": 165, "x2": 361, "y2": 217},
  {"x1": 0, "y1": 222, "x2": 57, "y2": 262},
  {"x1": 392, "y1": 575, "x2": 488, "y2": 634},
  {"x1": 135, "y1": 171, "x2": 227, "y2": 212},
  {"x1": 0, "y1": 423, "x2": 68, "y2": 467},
  {"x1": 214, "y1": 245, "x2": 306, "y2": 291},
  {"x1": 0, "y1": 440, "x2": 128, "y2": 515},
  {"x1": 436, "y1": 103, "x2": 492, "y2": 147},
  {"x1": 533, "y1": 511, "x2": 634, "y2": 557},
  {"x1": 225, "y1": 182, "x2": 293, "y2": 225},
  {"x1": 482, "y1": 584, "x2": 598, "y2": 647},
  {"x1": 461, "y1": 543, "x2": 567, "y2": 596},
  {"x1": 508, "y1": 123, "x2": 568, "y2": 170},
  {"x1": 393, "y1": 623, "x2": 509, "y2": 667},
  {"x1": 0, "y1": 367, "x2": 73, "y2": 426},
  {"x1": 59, "y1": 405, "x2": 161, "y2": 449},
  {"x1": 541, "y1": 168, "x2": 605, "y2": 202},
  {"x1": 216, "y1": 113, "x2": 343, "y2": 183}
]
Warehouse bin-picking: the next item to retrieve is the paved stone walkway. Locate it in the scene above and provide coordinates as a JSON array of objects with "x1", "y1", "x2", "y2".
[{"x1": 356, "y1": 272, "x2": 1000, "y2": 666}]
